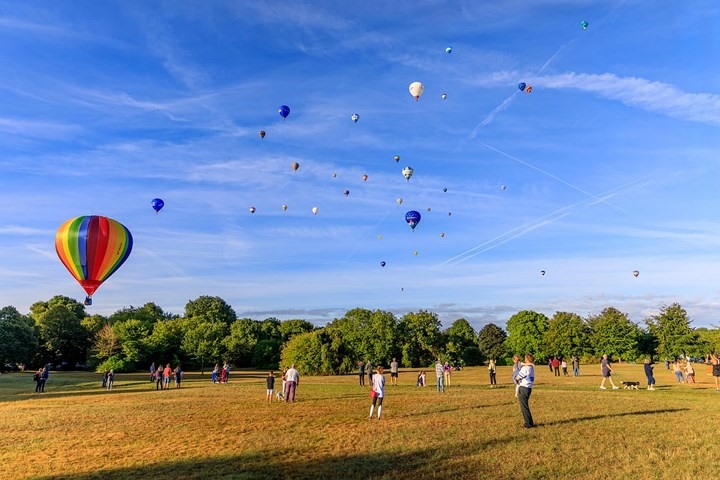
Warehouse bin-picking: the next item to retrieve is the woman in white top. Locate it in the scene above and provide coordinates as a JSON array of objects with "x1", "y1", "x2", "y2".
[
  {"x1": 514, "y1": 354, "x2": 536, "y2": 428},
  {"x1": 369, "y1": 366, "x2": 386, "y2": 420}
]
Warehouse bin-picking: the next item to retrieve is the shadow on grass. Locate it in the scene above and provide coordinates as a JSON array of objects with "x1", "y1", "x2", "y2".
[
  {"x1": 40, "y1": 445, "x2": 502, "y2": 480},
  {"x1": 539, "y1": 407, "x2": 688, "y2": 427}
]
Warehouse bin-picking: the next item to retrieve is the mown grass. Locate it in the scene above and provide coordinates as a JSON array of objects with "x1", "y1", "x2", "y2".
[{"x1": 0, "y1": 363, "x2": 718, "y2": 480}]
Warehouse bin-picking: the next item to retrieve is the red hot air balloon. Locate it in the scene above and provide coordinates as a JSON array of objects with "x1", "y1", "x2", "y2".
[{"x1": 55, "y1": 215, "x2": 133, "y2": 304}]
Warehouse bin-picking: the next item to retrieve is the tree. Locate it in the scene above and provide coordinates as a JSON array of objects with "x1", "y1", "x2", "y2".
[
  {"x1": 477, "y1": 323, "x2": 508, "y2": 362},
  {"x1": 0, "y1": 306, "x2": 38, "y2": 367},
  {"x1": 444, "y1": 318, "x2": 478, "y2": 365},
  {"x1": 93, "y1": 324, "x2": 120, "y2": 363},
  {"x1": 505, "y1": 310, "x2": 549, "y2": 359},
  {"x1": 182, "y1": 321, "x2": 228, "y2": 373},
  {"x1": 147, "y1": 318, "x2": 186, "y2": 365},
  {"x1": 184, "y1": 296, "x2": 236, "y2": 325},
  {"x1": 279, "y1": 319, "x2": 316, "y2": 343},
  {"x1": 543, "y1": 311, "x2": 588, "y2": 358},
  {"x1": 224, "y1": 318, "x2": 261, "y2": 366},
  {"x1": 35, "y1": 304, "x2": 89, "y2": 366},
  {"x1": 397, "y1": 310, "x2": 441, "y2": 367},
  {"x1": 109, "y1": 302, "x2": 170, "y2": 331},
  {"x1": 330, "y1": 309, "x2": 398, "y2": 368},
  {"x1": 30, "y1": 295, "x2": 86, "y2": 323},
  {"x1": 113, "y1": 319, "x2": 151, "y2": 366},
  {"x1": 587, "y1": 307, "x2": 641, "y2": 361},
  {"x1": 646, "y1": 303, "x2": 698, "y2": 359}
]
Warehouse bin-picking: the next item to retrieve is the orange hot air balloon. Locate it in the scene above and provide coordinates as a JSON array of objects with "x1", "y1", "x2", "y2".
[
  {"x1": 55, "y1": 215, "x2": 133, "y2": 302},
  {"x1": 291, "y1": 162, "x2": 300, "y2": 172},
  {"x1": 362, "y1": 174, "x2": 368, "y2": 182}
]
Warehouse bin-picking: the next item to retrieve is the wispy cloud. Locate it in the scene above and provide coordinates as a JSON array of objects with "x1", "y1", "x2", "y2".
[{"x1": 0, "y1": 117, "x2": 82, "y2": 139}]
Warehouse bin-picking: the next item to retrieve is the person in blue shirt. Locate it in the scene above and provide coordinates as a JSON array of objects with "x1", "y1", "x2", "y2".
[
  {"x1": 644, "y1": 359, "x2": 655, "y2": 390},
  {"x1": 514, "y1": 354, "x2": 535, "y2": 428}
]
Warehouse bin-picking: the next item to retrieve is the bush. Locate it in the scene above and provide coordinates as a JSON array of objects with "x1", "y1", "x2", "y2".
[{"x1": 96, "y1": 355, "x2": 133, "y2": 373}]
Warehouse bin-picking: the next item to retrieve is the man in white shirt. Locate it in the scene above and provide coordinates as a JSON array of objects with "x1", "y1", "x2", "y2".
[
  {"x1": 284, "y1": 364, "x2": 300, "y2": 402},
  {"x1": 390, "y1": 358, "x2": 399, "y2": 386},
  {"x1": 435, "y1": 359, "x2": 445, "y2": 393}
]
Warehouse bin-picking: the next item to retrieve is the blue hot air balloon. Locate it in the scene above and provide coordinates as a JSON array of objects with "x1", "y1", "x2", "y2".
[
  {"x1": 518, "y1": 82, "x2": 527, "y2": 92},
  {"x1": 278, "y1": 105, "x2": 290, "y2": 119},
  {"x1": 380, "y1": 261, "x2": 386, "y2": 267},
  {"x1": 405, "y1": 210, "x2": 422, "y2": 230},
  {"x1": 151, "y1": 198, "x2": 164, "y2": 213}
]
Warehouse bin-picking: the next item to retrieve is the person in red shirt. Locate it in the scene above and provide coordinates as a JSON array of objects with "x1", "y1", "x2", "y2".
[
  {"x1": 163, "y1": 364, "x2": 172, "y2": 389},
  {"x1": 551, "y1": 357, "x2": 560, "y2": 377}
]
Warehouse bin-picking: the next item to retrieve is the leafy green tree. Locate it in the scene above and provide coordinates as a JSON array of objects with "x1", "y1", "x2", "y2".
[
  {"x1": 259, "y1": 317, "x2": 282, "y2": 341},
  {"x1": 35, "y1": 304, "x2": 89, "y2": 366},
  {"x1": 543, "y1": 312, "x2": 588, "y2": 358},
  {"x1": 329, "y1": 309, "x2": 398, "y2": 367},
  {"x1": 444, "y1": 318, "x2": 478, "y2": 365},
  {"x1": 109, "y1": 302, "x2": 170, "y2": 331},
  {"x1": 93, "y1": 324, "x2": 120, "y2": 365},
  {"x1": 0, "y1": 306, "x2": 38, "y2": 367},
  {"x1": 184, "y1": 296, "x2": 236, "y2": 325},
  {"x1": 280, "y1": 329, "x2": 325, "y2": 375},
  {"x1": 505, "y1": 310, "x2": 549, "y2": 359},
  {"x1": 478, "y1": 323, "x2": 508, "y2": 361},
  {"x1": 696, "y1": 328, "x2": 720, "y2": 356},
  {"x1": 587, "y1": 307, "x2": 641, "y2": 361},
  {"x1": 81, "y1": 314, "x2": 108, "y2": 341},
  {"x1": 113, "y1": 319, "x2": 150, "y2": 366},
  {"x1": 279, "y1": 319, "x2": 316, "y2": 343},
  {"x1": 397, "y1": 310, "x2": 441, "y2": 367},
  {"x1": 252, "y1": 339, "x2": 283, "y2": 369},
  {"x1": 224, "y1": 318, "x2": 261, "y2": 366},
  {"x1": 30, "y1": 295, "x2": 86, "y2": 323},
  {"x1": 182, "y1": 320, "x2": 228, "y2": 373},
  {"x1": 147, "y1": 318, "x2": 186, "y2": 365},
  {"x1": 645, "y1": 303, "x2": 698, "y2": 359}
]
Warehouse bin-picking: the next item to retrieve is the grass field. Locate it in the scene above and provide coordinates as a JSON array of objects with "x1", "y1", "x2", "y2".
[{"x1": 0, "y1": 363, "x2": 718, "y2": 480}]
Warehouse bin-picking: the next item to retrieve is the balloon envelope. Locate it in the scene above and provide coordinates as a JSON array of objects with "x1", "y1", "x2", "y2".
[
  {"x1": 362, "y1": 174, "x2": 368, "y2": 182},
  {"x1": 380, "y1": 261, "x2": 386, "y2": 267},
  {"x1": 441, "y1": 93, "x2": 447, "y2": 100},
  {"x1": 259, "y1": 130, "x2": 266, "y2": 139},
  {"x1": 292, "y1": 162, "x2": 300, "y2": 172},
  {"x1": 278, "y1": 105, "x2": 290, "y2": 119},
  {"x1": 55, "y1": 215, "x2": 133, "y2": 297},
  {"x1": 394, "y1": 155, "x2": 400, "y2": 162},
  {"x1": 343, "y1": 189, "x2": 350, "y2": 197},
  {"x1": 405, "y1": 210, "x2": 421, "y2": 230},
  {"x1": 312, "y1": 207, "x2": 319, "y2": 215},
  {"x1": 402, "y1": 166, "x2": 414, "y2": 181},
  {"x1": 633, "y1": 270, "x2": 640, "y2": 277},
  {"x1": 151, "y1": 198, "x2": 164, "y2": 213},
  {"x1": 540, "y1": 270, "x2": 546, "y2": 276},
  {"x1": 396, "y1": 197, "x2": 403, "y2": 205},
  {"x1": 581, "y1": 20, "x2": 589, "y2": 29},
  {"x1": 249, "y1": 207, "x2": 256, "y2": 214},
  {"x1": 409, "y1": 81, "x2": 424, "y2": 100},
  {"x1": 445, "y1": 46, "x2": 452, "y2": 54},
  {"x1": 351, "y1": 113, "x2": 359, "y2": 123},
  {"x1": 518, "y1": 82, "x2": 526, "y2": 92},
  {"x1": 282, "y1": 204, "x2": 288, "y2": 211}
]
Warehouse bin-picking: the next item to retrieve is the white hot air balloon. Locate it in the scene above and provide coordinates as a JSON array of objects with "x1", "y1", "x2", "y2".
[
  {"x1": 312, "y1": 207, "x2": 319, "y2": 215},
  {"x1": 408, "y1": 81, "x2": 424, "y2": 101},
  {"x1": 402, "y1": 166, "x2": 414, "y2": 181},
  {"x1": 351, "y1": 113, "x2": 359, "y2": 123},
  {"x1": 396, "y1": 197, "x2": 403, "y2": 205}
]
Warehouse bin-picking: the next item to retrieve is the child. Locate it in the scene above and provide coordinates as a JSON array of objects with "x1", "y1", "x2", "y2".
[{"x1": 266, "y1": 371, "x2": 275, "y2": 403}]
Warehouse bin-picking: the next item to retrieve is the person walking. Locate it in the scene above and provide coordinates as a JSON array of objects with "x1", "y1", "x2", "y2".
[
  {"x1": 672, "y1": 359, "x2": 684, "y2": 383},
  {"x1": 488, "y1": 359, "x2": 497, "y2": 387},
  {"x1": 155, "y1": 367, "x2": 164, "y2": 390},
  {"x1": 599, "y1": 354, "x2": 619, "y2": 390},
  {"x1": 106, "y1": 369, "x2": 115, "y2": 390},
  {"x1": 266, "y1": 371, "x2": 275, "y2": 403},
  {"x1": 644, "y1": 359, "x2": 655, "y2": 390},
  {"x1": 684, "y1": 359, "x2": 695, "y2": 384},
  {"x1": 515, "y1": 354, "x2": 536, "y2": 428},
  {"x1": 102, "y1": 370, "x2": 109, "y2": 389},
  {"x1": 368, "y1": 366, "x2": 386, "y2": 420},
  {"x1": 284, "y1": 364, "x2": 300, "y2": 402},
  {"x1": 358, "y1": 361, "x2": 365, "y2": 386},
  {"x1": 390, "y1": 358, "x2": 399, "y2": 386},
  {"x1": 435, "y1": 359, "x2": 445, "y2": 393}
]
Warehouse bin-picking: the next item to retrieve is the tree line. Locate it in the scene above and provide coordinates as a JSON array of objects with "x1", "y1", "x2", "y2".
[{"x1": 1, "y1": 295, "x2": 718, "y2": 375}]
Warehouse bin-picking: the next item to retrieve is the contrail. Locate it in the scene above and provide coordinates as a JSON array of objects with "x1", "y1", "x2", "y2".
[
  {"x1": 482, "y1": 142, "x2": 626, "y2": 213},
  {"x1": 438, "y1": 175, "x2": 655, "y2": 267}
]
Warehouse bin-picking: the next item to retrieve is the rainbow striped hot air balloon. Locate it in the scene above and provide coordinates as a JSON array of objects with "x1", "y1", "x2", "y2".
[{"x1": 55, "y1": 215, "x2": 133, "y2": 304}]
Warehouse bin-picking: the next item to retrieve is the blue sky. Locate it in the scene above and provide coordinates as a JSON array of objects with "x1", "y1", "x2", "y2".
[{"x1": 1, "y1": 0, "x2": 720, "y2": 329}]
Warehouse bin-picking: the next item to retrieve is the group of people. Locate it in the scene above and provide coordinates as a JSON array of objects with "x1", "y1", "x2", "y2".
[
  {"x1": 358, "y1": 358, "x2": 400, "y2": 387},
  {"x1": 434, "y1": 359, "x2": 454, "y2": 392},
  {"x1": 149, "y1": 362, "x2": 183, "y2": 390},
  {"x1": 547, "y1": 356, "x2": 580, "y2": 377},
  {"x1": 210, "y1": 363, "x2": 232, "y2": 384},
  {"x1": 265, "y1": 364, "x2": 300, "y2": 402},
  {"x1": 32, "y1": 365, "x2": 49, "y2": 393}
]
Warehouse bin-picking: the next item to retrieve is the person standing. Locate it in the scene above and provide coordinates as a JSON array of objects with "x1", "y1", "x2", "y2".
[
  {"x1": 551, "y1": 357, "x2": 560, "y2": 377},
  {"x1": 488, "y1": 359, "x2": 497, "y2": 387},
  {"x1": 33, "y1": 368, "x2": 42, "y2": 392},
  {"x1": 443, "y1": 361, "x2": 452, "y2": 387},
  {"x1": 149, "y1": 362, "x2": 156, "y2": 382},
  {"x1": 571, "y1": 356, "x2": 580, "y2": 377},
  {"x1": 712, "y1": 353, "x2": 720, "y2": 392},
  {"x1": 106, "y1": 369, "x2": 115, "y2": 390},
  {"x1": 358, "y1": 361, "x2": 365, "y2": 386},
  {"x1": 685, "y1": 359, "x2": 695, "y2": 384},
  {"x1": 561, "y1": 358, "x2": 568, "y2": 376},
  {"x1": 599, "y1": 354, "x2": 619, "y2": 390},
  {"x1": 266, "y1": 371, "x2": 275, "y2": 403},
  {"x1": 38, "y1": 366, "x2": 49, "y2": 393},
  {"x1": 211, "y1": 363, "x2": 219, "y2": 384},
  {"x1": 174, "y1": 365, "x2": 183, "y2": 389},
  {"x1": 368, "y1": 366, "x2": 386, "y2": 420},
  {"x1": 163, "y1": 363, "x2": 172, "y2": 389},
  {"x1": 672, "y1": 359, "x2": 684, "y2": 383},
  {"x1": 514, "y1": 354, "x2": 536, "y2": 428},
  {"x1": 366, "y1": 361, "x2": 373, "y2": 385},
  {"x1": 155, "y1": 367, "x2": 164, "y2": 390},
  {"x1": 284, "y1": 364, "x2": 299, "y2": 402},
  {"x1": 102, "y1": 370, "x2": 109, "y2": 389},
  {"x1": 435, "y1": 359, "x2": 445, "y2": 393},
  {"x1": 644, "y1": 359, "x2": 655, "y2": 390},
  {"x1": 390, "y1": 358, "x2": 399, "y2": 386}
]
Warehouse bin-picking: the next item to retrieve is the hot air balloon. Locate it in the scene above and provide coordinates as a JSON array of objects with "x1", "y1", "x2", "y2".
[
  {"x1": 332, "y1": 172, "x2": 337, "y2": 178},
  {"x1": 443, "y1": 188, "x2": 447, "y2": 193},
  {"x1": 396, "y1": 197, "x2": 403, "y2": 205},
  {"x1": 292, "y1": 162, "x2": 300, "y2": 172},
  {"x1": 282, "y1": 204, "x2": 288, "y2": 211},
  {"x1": 445, "y1": 46, "x2": 452, "y2": 54},
  {"x1": 540, "y1": 270, "x2": 546, "y2": 276},
  {"x1": 55, "y1": 215, "x2": 133, "y2": 304},
  {"x1": 278, "y1": 105, "x2": 290, "y2": 119},
  {"x1": 581, "y1": 20, "x2": 589, "y2": 29},
  {"x1": 351, "y1": 113, "x2": 359, "y2": 123},
  {"x1": 501, "y1": 184, "x2": 507, "y2": 191},
  {"x1": 380, "y1": 261, "x2": 386, "y2": 267},
  {"x1": 409, "y1": 81, "x2": 424, "y2": 101},
  {"x1": 402, "y1": 166, "x2": 414, "y2": 181},
  {"x1": 312, "y1": 207, "x2": 319, "y2": 215},
  {"x1": 441, "y1": 93, "x2": 447, "y2": 100},
  {"x1": 427, "y1": 207, "x2": 432, "y2": 212},
  {"x1": 518, "y1": 82, "x2": 527, "y2": 92},
  {"x1": 151, "y1": 198, "x2": 164, "y2": 214},
  {"x1": 405, "y1": 210, "x2": 421, "y2": 230},
  {"x1": 343, "y1": 189, "x2": 350, "y2": 197},
  {"x1": 413, "y1": 251, "x2": 418, "y2": 256},
  {"x1": 259, "y1": 130, "x2": 266, "y2": 139},
  {"x1": 448, "y1": 212, "x2": 452, "y2": 216},
  {"x1": 394, "y1": 155, "x2": 400, "y2": 162},
  {"x1": 249, "y1": 207, "x2": 256, "y2": 214},
  {"x1": 362, "y1": 174, "x2": 368, "y2": 182},
  {"x1": 378, "y1": 234, "x2": 383, "y2": 239},
  {"x1": 526, "y1": 86, "x2": 533, "y2": 93},
  {"x1": 440, "y1": 232, "x2": 445, "y2": 238},
  {"x1": 633, "y1": 270, "x2": 640, "y2": 278}
]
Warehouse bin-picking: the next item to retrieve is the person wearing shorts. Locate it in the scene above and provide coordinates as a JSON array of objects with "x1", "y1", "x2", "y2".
[
  {"x1": 599, "y1": 354, "x2": 619, "y2": 390},
  {"x1": 712, "y1": 353, "x2": 720, "y2": 392},
  {"x1": 390, "y1": 358, "x2": 399, "y2": 386},
  {"x1": 266, "y1": 371, "x2": 275, "y2": 403}
]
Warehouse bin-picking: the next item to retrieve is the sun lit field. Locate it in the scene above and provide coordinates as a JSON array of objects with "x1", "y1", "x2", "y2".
[{"x1": 1, "y1": 363, "x2": 718, "y2": 480}]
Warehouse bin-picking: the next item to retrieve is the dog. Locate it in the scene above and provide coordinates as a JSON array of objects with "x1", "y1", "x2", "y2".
[
  {"x1": 276, "y1": 390, "x2": 285, "y2": 401},
  {"x1": 622, "y1": 381, "x2": 640, "y2": 390}
]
